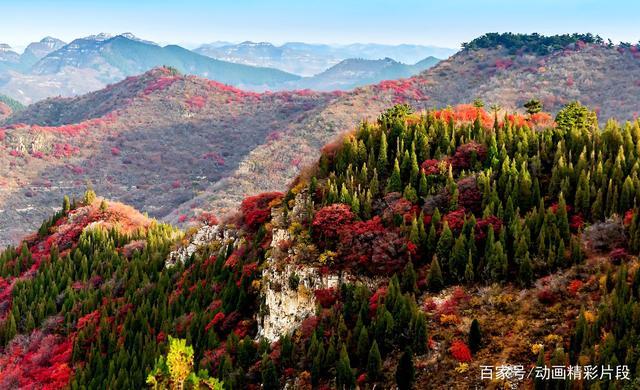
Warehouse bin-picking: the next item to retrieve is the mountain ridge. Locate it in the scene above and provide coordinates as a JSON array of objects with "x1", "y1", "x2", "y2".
[
  {"x1": 195, "y1": 41, "x2": 455, "y2": 76},
  {"x1": 3, "y1": 33, "x2": 640, "y2": 247}
]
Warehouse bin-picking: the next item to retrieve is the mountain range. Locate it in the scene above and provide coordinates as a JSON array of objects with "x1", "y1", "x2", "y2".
[
  {"x1": 194, "y1": 40, "x2": 455, "y2": 76},
  {"x1": 1, "y1": 33, "x2": 640, "y2": 248},
  {"x1": 0, "y1": 35, "x2": 448, "y2": 104},
  {"x1": 282, "y1": 57, "x2": 439, "y2": 91}
]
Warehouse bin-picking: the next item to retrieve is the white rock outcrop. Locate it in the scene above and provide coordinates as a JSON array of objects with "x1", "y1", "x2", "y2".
[
  {"x1": 257, "y1": 260, "x2": 341, "y2": 342},
  {"x1": 166, "y1": 224, "x2": 235, "y2": 267}
]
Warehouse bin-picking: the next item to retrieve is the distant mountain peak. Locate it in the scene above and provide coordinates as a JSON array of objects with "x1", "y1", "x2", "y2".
[
  {"x1": 117, "y1": 33, "x2": 158, "y2": 46},
  {"x1": 0, "y1": 43, "x2": 14, "y2": 51},
  {"x1": 239, "y1": 41, "x2": 273, "y2": 47},
  {"x1": 83, "y1": 33, "x2": 114, "y2": 41},
  {"x1": 28, "y1": 37, "x2": 66, "y2": 51},
  {"x1": 40, "y1": 36, "x2": 63, "y2": 43}
]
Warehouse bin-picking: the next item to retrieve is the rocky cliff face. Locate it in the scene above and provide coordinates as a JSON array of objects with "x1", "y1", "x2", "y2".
[
  {"x1": 256, "y1": 228, "x2": 341, "y2": 342},
  {"x1": 166, "y1": 224, "x2": 236, "y2": 267}
]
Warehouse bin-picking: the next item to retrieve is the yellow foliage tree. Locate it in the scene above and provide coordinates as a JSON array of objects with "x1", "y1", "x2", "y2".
[{"x1": 147, "y1": 336, "x2": 224, "y2": 390}]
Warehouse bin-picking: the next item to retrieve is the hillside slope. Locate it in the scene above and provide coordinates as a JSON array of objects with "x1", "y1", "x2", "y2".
[
  {"x1": 3, "y1": 34, "x2": 640, "y2": 246},
  {"x1": 174, "y1": 36, "x2": 640, "y2": 224},
  {"x1": 0, "y1": 95, "x2": 23, "y2": 121},
  {"x1": 0, "y1": 67, "x2": 339, "y2": 246},
  {"x1": 2, "y1": 103, "x2": 640, "y2": 388}
]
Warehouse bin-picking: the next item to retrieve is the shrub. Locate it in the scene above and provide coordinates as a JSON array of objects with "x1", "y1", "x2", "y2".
[
  {"x1": 314, "y1": 288, "x2": 338, "y2": 308},
  {"x1": 537, "y1": 288, "x2": 557, "y2": 305},
  {"x1": 609, "y1": 248, "x2": 628, "y2": 263},
  {"x1": 450, "y1": 340, "x2": 472, "y2": 362},
  {"x1": 567, "y1": 280, "x2": 583, "y2": 296}
]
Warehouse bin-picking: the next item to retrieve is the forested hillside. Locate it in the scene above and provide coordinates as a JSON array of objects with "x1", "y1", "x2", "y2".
[
  {"x1": 2, "y1": 102, "x2": 640, "y2": 388},
  {"x1": 3, "y1": 33, "x2": 640, "y2": 257}
]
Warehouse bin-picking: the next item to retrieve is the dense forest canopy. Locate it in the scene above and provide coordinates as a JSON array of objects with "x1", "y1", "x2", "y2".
[{"x1": 462, "y1": 32, "x2": 605, "y2": 54}]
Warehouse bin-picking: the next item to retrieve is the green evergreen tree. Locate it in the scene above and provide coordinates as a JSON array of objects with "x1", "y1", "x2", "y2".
[
  {"x1": 403, "y1": 183, "x2": 418, "y2": 203},
  {"x1": 378, "y1": 131, "x2": 388, "y2": 176},
  {"x1": 367, "y1": 340, "x2": 382, "y2": 381},
  {"x1": 556, "y1": 192, "x2": 570, "y2": 242},
  {"x1": 401, "y1": 261, "x2": 418, "y2": 294},
  {"x1": 519, "y1": 253, "x2": 534, "y2": 287},
  {"x1": 395, "y1": 348, "x2": 415, "y2": 390},
  {"x1": 436, "y1": 222, "x2": 454, "y2": 272},
  {"x1": 412, "y1": 312, "x2": 428, "y2": 354},
  {"x1": 336, "y1": 344, "x2": 355, "y2": 390},
  {"x1": 468, "y1": 319, "x2": 482, "y2": 353},
  {"x1": 261, "y1": 353, "x2": 279, "y2": 390},
  {"x1": 63, "y1": 195, "x2": 71, "y2": 213},
  {"x1": 386, "y1": 158, "x2": 403, "y2": 193},
  {"x1": 370, "y1": 169, "x2": 380, "y2": 197},
  {"x1": 449, "y1": 234, "x2": 467, "y2": 282},
  {"x1": 356, "y1": 327, "x2": 369, "y2": 367},
  {"x1": 524, "y1": 98, "x2": 543, "y2": 115},
  {"x1": 418, "y1": 171, "x2": 428, "y2": 198},
  {"x1": 83, "y1": 185, "x2": 96, "y2": 205},
  {"x1": 427, "y1": 257, "x2": 444, "y2": 292}
]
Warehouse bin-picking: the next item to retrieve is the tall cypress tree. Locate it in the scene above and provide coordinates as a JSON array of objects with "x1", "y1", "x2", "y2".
[
  {"x1": 427, "y1": 257, "x2": 444, "y2": 292},
  {"x1": 386, "y1": 158, "x2": 403, "y2": 193},
  {"x1": 401, "y1": 261, "x2": 418, "y2": 294},
  {"x1": 336, "y1": 344, "x2": 355, "y2": 390},
  {"x1": 378, "y1": 131, "x2": 388, "y2": 176},
  {"x1": 468, "y1": 319, "x2": 482, "y2": 353},
  {"x1": 556, "y1": 192, "x2": 570, "y2": 242},
  {"x1": 395, "y1": 348, "x2": 415, "y2": 390},
  {"x1": 436, "y1": 222, "x2": 454, "y2": 272},
  {"x1": 261, "y1": 353, "x2": 279, "y2": 390},
  {"x1": 367, "y1": 340, "x2": 382, "y2": 381}
]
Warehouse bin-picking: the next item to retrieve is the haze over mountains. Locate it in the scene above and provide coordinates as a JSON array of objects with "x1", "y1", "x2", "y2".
[
  {"x1": 0, "y1": 34, "x2": 449, "y2": 104},
  {"x1": 195, "y1": 40, "x2": 455, "y2": 76},
  {"x1": 2, "y1": 33, "x2": 640, "y2": 247}
]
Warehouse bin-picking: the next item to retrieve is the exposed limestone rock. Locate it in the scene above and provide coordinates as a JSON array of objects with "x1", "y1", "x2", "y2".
[
  {"x1": 257, "y1": 260, "x2": 341, "y2": 342},
  {"x1": 166, "y1": 224, "x2": 236, "y2": 267},
  {"x1": 257, "y1": 222, "x2": 379, "y2": 341}
]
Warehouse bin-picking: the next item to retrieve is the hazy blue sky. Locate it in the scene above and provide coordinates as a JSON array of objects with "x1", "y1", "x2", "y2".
[{"x1": 3, "y1": 0, "x2": 639, "y2": 50}]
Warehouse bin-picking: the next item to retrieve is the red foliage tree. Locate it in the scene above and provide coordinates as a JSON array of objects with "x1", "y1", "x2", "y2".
[
  {"x1": 458, "y1": 177, "x2": 482, "y2": 213},
  {"x1": 475, "y1": 216, "x2": 503, "y2": 240},
  {"x1": 312, "y1": 203, "x2": 355, "y2": 239},
  {"x1": 205, "y1": 312, "x2": 226, "y2": 332},
  {"x1": 624, "y1": 210, "x2": 635, "y2": 226},
  {"x1": 240, "y1": 192, "x2": 283, "y2": 230},
  {"x1": 570, "y1": 214, "x2": 584, "y2": 231},
  {"x1": 369, "y1": 287, "x2": 387, "y2": 314},
  {"x1": 0, "y1": 330, "x2": 73, "y2": 389},
  {"x1": 186, "y1": 95, "x2": 207, "y2": 110},
  {"x1": 338, "y1": 216, "x2": 409, "y2": 274},
  {"x1": 314, "y1": 288, "x2": 338, "y2": 308},
  {"x1": 443, "y1": 209, "x2": 467, "y2": 233},
  {"x1": 450, "y1": 141, "x2": 488, "y2": 170},
  {"x1": 495, "y1": 58, "x2": 514, "y2": 70},
  {"x1": 421, "y1": 159, "x2": 442, "y2": 176}
]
